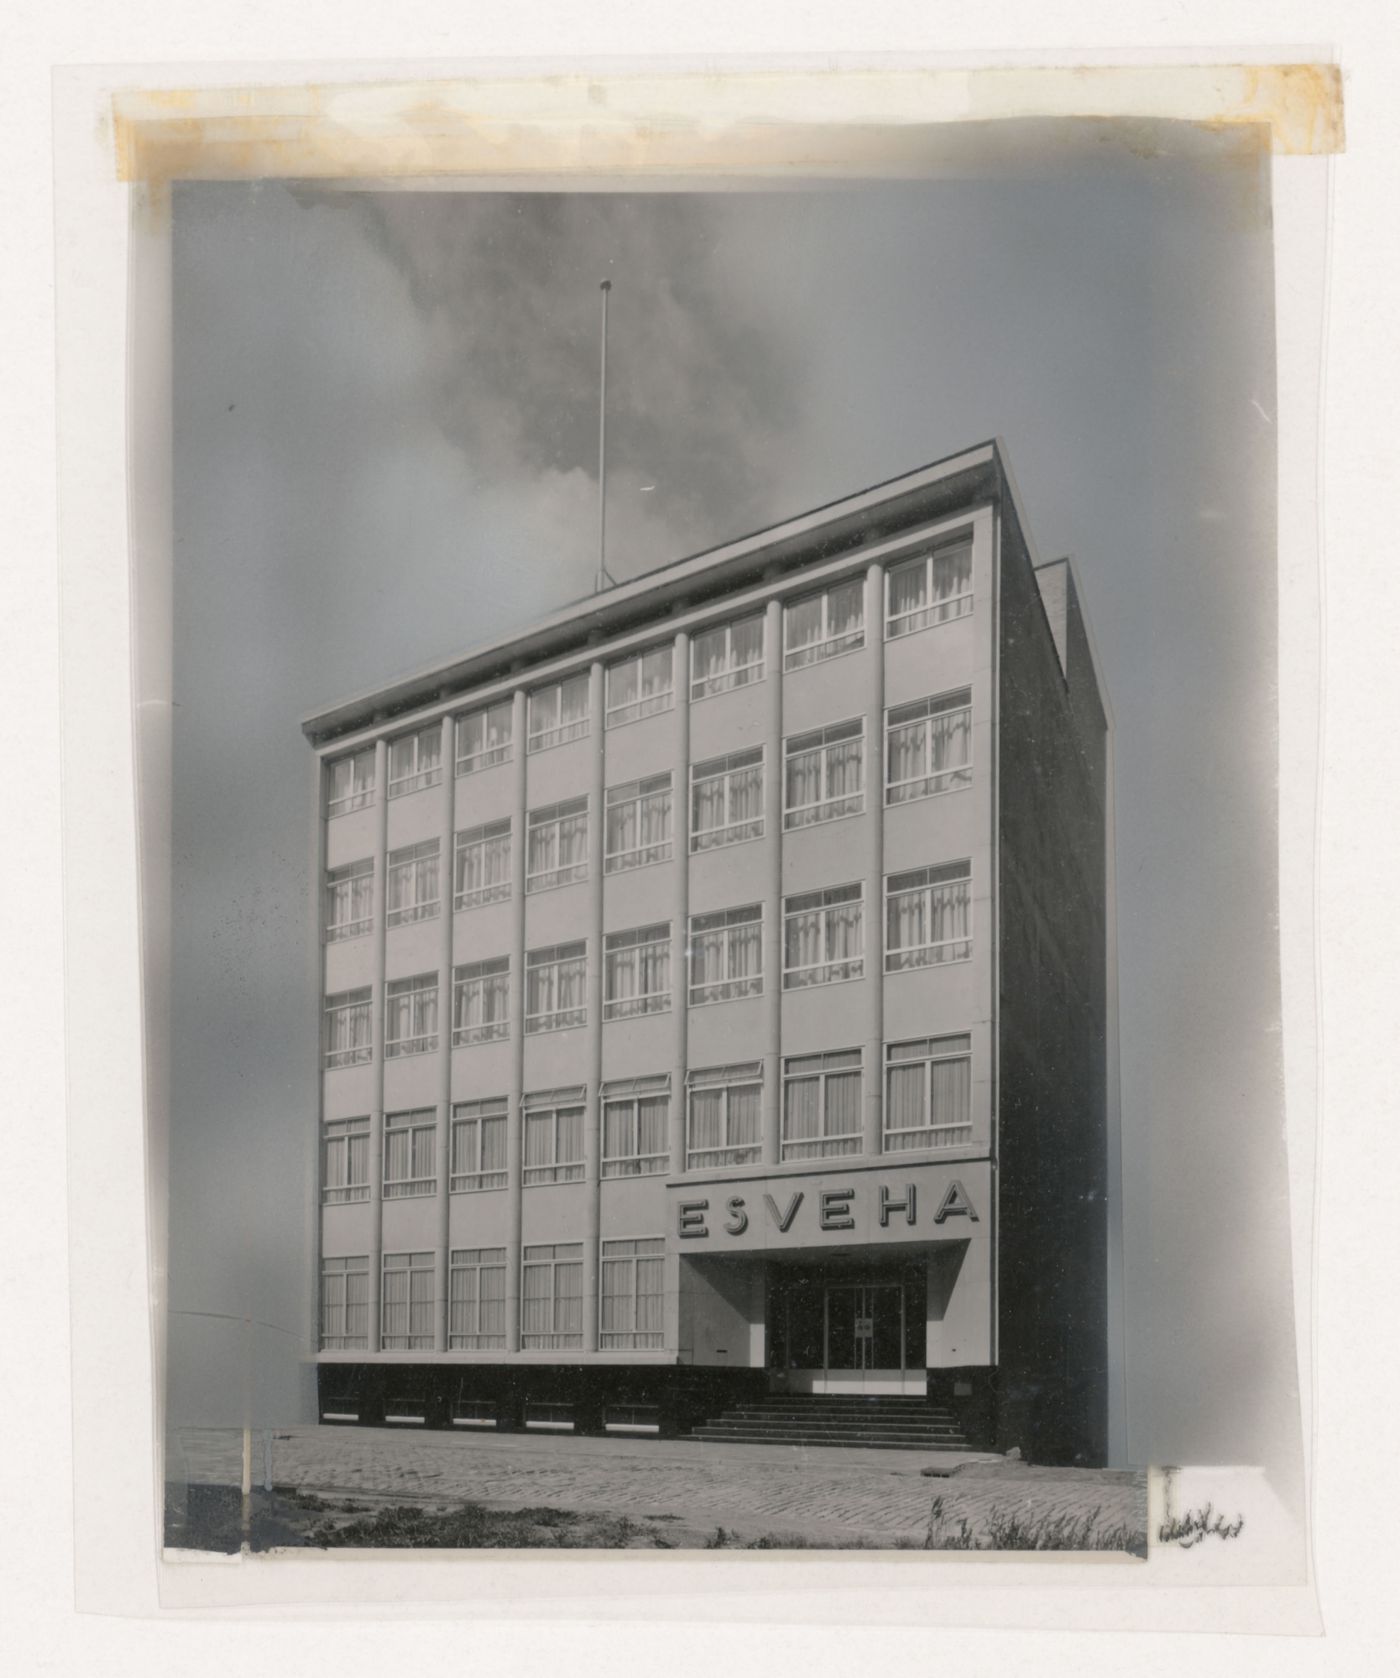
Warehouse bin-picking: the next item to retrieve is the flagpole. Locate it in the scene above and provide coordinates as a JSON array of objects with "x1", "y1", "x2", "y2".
[{"x1": 596, "y1": 279, "x2": 614, "y2": 592}]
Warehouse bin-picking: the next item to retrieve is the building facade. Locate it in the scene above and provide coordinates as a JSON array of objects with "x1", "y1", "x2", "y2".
[{"x1": 303, "y1": 440, "x2": 1114, "y2": 1464}]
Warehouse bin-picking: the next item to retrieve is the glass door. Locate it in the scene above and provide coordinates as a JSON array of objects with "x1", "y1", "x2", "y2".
[{"x1": 824, "y1": 1282, "x2": 905, "y2": 1373}]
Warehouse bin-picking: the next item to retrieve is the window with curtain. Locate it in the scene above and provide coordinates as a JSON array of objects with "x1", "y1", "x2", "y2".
[
  {"x1": 450, "y1": 1098, "x2": 508, "y2": 1191},
  {"x1": 686, "y1": 1063, "x2": 763, "y2": 1168},
  {"x1": 783, "y1": 883, "x2": 864, "y2": 988},
  {"x1": 381, "y1": 1251, "x2": 434, "y2": 1349},
  {"x1": 384, "y1": 973, "x2": 438, "y2": 1057},
  {"x1": 521, "y1": 1243, "x2": 584, "y2": 1348},
  {"x1": 325, "y1": 857, "x2": 373, "y2": 942},
  {"x1": 455, "y1": 699, "x2": 514, "y2": 774},
  {"x1": 522, "y1": 1088, "x2": 586, "y2": 1184},
  {"x1": 324, "y1": 987, "x2": 372, "y2": 1068},
  {"x1": 782, "y1": 1050, "x2": 863, "y2": 1160},
  {"x1": 452, "y1": 956, "x2": 510, "y2": 1045},
  {"x1": 449, "y1": 1248, "x2": 507, "y2": 1348},
  {"x1": 527, "y1": 672, "x2": 591, "y2": 752},
  {"x1": 600, "y1": 1237, "x2": 666, "y2": 1349},
  {"x1": 690, "y1": 749, "x2": 764, "y2": 851},
  {"x1": 783, "y1": 578, "x2": 865, "y2": 670},
  {"x1": 885, "y1": 689, "x2": 973, "y2": 804},
  {"x1": 383, "y1": 1109, "x2": 436, "y2": 1198},
  {"x1": 454, "y1": 819, "x2": 512, "y2": 908},
  {"x1": 604, "y1": 923, "x2": 671, "y2": 1020},
  {"x1": 320, "y1": 1256, "x2": 369, "y2": 1350},
  {"x1": 524, "y1": 943, "x2": 587, "y2": 1033},
  {"x1": 606, "y1": 645, "x2": 674, "y2": 727},
  {"x1": 387, "y1": 724, "x2": 444, "y2": 798},
  {"x1": 688, "y1": 904, "x2": 763, "y2": 1005},
  {"x1": 386, "y1": 839, "x2": 440, "y2": 927},
  {"x1": 784, "y1": 718, "x2": 865, "y2": 828},
  {"x1": 885, "y1": 538, "x2": 974, "y2": 637},
  {"x1": 689, "y1": 612, "x2": 765, "y2": 699},
  {"x1": 885, "y1": 861, "x2": 973, "y2": 971},
  {"x1": 605, "y1": 774, "x2": 673, "y2": 872},
  {"x1": 601, "y1": 1076, "x2": 670, "y2": 1177},
  {"x1": 526, "y1": 797, "x2": 589, "y2": 892},
  {"x1": 884, "y1": 1035, "x2": 974, "y2": 1152},
  {"x1": 322, "y1": 1116, "x2": 370, "y2": 1203},
  {"x1": 325, "y1": 747, "x2": 375, "y2": 817}
]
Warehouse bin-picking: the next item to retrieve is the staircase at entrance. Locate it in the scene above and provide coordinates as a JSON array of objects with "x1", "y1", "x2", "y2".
[{"x1": 690, "y1": 1394, "x2": 971, "y2": 1451}]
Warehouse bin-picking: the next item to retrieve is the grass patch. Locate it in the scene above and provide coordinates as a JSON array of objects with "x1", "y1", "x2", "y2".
[{"x1": 305, "y1": 1501, "x2": 666, "y2": 1549}]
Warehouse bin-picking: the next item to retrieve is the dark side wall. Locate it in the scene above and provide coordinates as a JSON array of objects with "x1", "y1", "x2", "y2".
[{"x1": 995, "y1": 485, "x2": 1109, "y2": 1465}]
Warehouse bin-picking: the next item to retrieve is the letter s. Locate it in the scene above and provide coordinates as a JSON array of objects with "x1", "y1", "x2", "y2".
[{"x1": 725, "y1": 1196, "x2": 748, "y2": 1236}]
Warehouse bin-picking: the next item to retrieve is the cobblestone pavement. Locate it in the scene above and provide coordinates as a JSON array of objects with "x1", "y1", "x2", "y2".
[{"x1": 170, "y1": 1426, "x2": 1146, "y2": 1549}]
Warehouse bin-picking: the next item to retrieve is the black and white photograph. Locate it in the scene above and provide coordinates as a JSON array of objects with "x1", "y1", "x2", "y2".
[{"x1": 138, "y1": 108, "x2": 1307, "y2": 1562}]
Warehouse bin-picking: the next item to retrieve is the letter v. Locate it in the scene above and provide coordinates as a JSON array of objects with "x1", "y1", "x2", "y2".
[{"x1": 763, "y1": 1191, "x2": 804, "y2": 1232}]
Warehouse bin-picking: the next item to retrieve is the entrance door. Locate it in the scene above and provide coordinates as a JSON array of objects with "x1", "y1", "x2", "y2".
[{"x1": 821, "y1": 1282, "x2": 917, "y2": 1394}]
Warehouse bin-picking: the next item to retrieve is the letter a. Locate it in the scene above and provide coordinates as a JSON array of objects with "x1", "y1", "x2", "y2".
[{"x1": 932, "y1": 1180, "x2": 979, "y2": 1224}]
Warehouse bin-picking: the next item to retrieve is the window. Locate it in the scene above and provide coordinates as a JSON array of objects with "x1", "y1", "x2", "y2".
[
  {"x1": 321, "y1": 1256, "x2": 369, "y2": 1350},
  {"x1": 604, "y1": 923, "x2": 671, "y2": 1020},
  {"x1": 602, "y1": 1075, "x2": 670, "y2": 1178},
  {"x1": 527, "y1": 672, "x2": 590, "y2": 752},
  {"x1": 605, "y1": 774, "x2": 673, "y2": 873},
  {"x1": 600, "y1": 1237, "x2": 665, "y2": 1349},
  {"x1": 449, "y1": 1248, "x2": 507, "y2": 1348},
  {"x1": 456, "y1": 700, "x2": 513, "y2": 774},
  {"x1": 454, "y1": 819, "x2": 511, "y2": 909},
  {"x1": 451, "y1": 1098, "x2": 508, "y2": 1191},
  {"x1": 521, "y1": 1243, "x2": 584, "y2": 1349},
  {"x1": 606, "y1": 645, "x2": 674, "y2": 727},
  {"x1": 383, "y1": 1109, "x2": 436, "y2": 1199},
  {"x1": 686, "y1": 1063, "x2": 763, "y2": 1169},
  {"x1": 784, "y1": 718, "x2": 865, "y2": 828},
  {"x1": 382, "y1": 1251, "x2": 434, "y2": 1350},
  {"x1": 884, "y1": 1035, "x2": 974, "y2": 1152},
  {"x1": 524, "y1": 942, "x2": 587, "y2": 1034},
  {"x1": 325, "y1": 747, "x2": 374, "y2": 817},
  {"x1": 322, "y1": 1116, "x2": 370, "y2": 1203},
  {"x1": 325, "y1": 858, "x2": 373, "y2": 942},
  {"x1": 386, "y1": 839, "x2": 440, "y2": 927},
  {"x1": 689, "y1": 904, "x2": 763, "y2": 1006},
  {"x1": 885, "y1": 689, "x2": 973, "y2": 803},
  {"x1": 324, "y1": 987, "x2": 372, "y2": 1069},
  {"x1": 452, "y1": 956, "x2": 510, "y2": 1045},
  {"x1": 526, "y1": 797, "x2": 589, "y2": 892},
  {"x1": 690, "y1": 748, "x2": 764, "y2": 851},
  {"x1": 885, "y1": 539, "x2": 974, "y2": 636},
  {"x1": 784, "y1": 578, "x2": 865, "y2": 669},
  {"x1": 783, "y1": 883, "x2": 864, "y2": 988},
  {"x1": 387, "y1": 724, "x2": 443, "y2": 798},
  {"x1": 783, "y1": 1050, "x2": 863, "y2": 1161},
  {"x1": 690, "y1": 612, "x2": 764, "y2": 700},
  {"x1": 886, "y1": 861, "x2": 972, "y2": 971},
  {"x1": 522, "y1": 1087, "x2": 585, "y2": 1184},
  {"x1": 384, "y1": 973, "x2": 438, "y2": 1058}
]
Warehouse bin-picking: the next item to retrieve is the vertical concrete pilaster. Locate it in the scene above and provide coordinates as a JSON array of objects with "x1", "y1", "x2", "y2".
[
  {"x1": 505, "y1": 689, "x2": 528, "y2": 1352},
  {"x1": 863, "y1": 562, "x2": 887, "y2": 1159},
  {"x1": 670, "y1": 628, "x2": 690, "y2": 1177},
  {"x1": 367, "y1": 737, "x2": 389, "y2": 1353},
  {"x1": 433, "y1": 715, "x2": 455, "y2": 1352},
  {"x1": 583, "y1": 660, "x2": 606, "y2": 1351},
  {"x1": 761, "y1": 598, "x2": 784, "y2": 1166}
]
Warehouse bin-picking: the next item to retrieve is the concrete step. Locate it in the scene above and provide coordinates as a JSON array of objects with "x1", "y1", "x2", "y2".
[
  {"x1": 716, "y1": 1415, "x2": 963, "y2": 1434},
  {"x1": 690, "y1": 1426, "x2": 972, "y2": 1451}
]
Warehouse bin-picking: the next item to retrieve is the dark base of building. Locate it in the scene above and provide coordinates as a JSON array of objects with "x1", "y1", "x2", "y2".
[{"x1": 315, "y1": 1363, "x2": 1039, "y2": 1456}]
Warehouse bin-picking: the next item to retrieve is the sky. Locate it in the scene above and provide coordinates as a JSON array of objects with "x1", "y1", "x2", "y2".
[{"x1": 168, "y1": 121, "x2": 1294, "y2": 1486}]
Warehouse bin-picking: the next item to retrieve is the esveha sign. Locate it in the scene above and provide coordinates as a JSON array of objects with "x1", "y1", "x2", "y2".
[{"x1": 667, "y1": 1161, "x2": 992, "y2": 1255}]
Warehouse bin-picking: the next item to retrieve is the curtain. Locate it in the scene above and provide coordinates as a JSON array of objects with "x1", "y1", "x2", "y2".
[
  {"x1": 690, "y1": 930, "x2": 724, "y2": 993},
  {"x1": 528, "y1": 822, "x2": 555, "y2": 878},
  {"x1": 641, "y1": 647, "x2": 671, "y2": 701},
  {"x1": 784, "y1": 1078, "x2": 820, "y2": 1144},
  {"x1": 786, "y1": 595, "x2": 823, "y2": 657},
  {"x1": 524, "y1": 1114, "x2": 552, "y2": 1171},
  {"x1": 929, "y1": 1056, "x2": 971, "y2": 1129},
  {"x1": 600, "y1": 1260, "x2": 631, "y2": 1335},
  {"x1": 607, "y1": 947, "x2": 637, "y2": 1008},
  {"x1": 389, "y1": 737, "x2": 416, "y2": 785},
  {"x1": 887, "y1": 718, "x2": 927, "y2": 787},
  {"x1": 690, "y1": 1090, "x2": 723, "y2": 1155},
  {"x1": 558, "y1": 955, "x2": 586, "y2": 1014},
  {"x1": 931, "y1": 543, "x2": 972, "y2": 605},
  {"x1": 636, "y1": 1257, "x2": 664, "y2": 1334},
  {"x1": 731, "y1": 615, "x2": 763, "y2": 671},
  {"x1": 451, "y1": 1267, "x2": 476, "y2": 1337},
  {"x1": 604, "y1": 1101, "x2": 636, "y2": 1162},
  {"x1": 607, "y1": 798, "x2": 637, "y2": 859},
  {"x1": 931, "y1": 708, "x2": 971, "y2": 774},
  {"x1": 692, "y1": 775, "x2": 726, "y2": 840},
  {"x1": 826, "y1": 737, "x2": 864, "y2": 801},
  {"x1": 730, "y1": 762, "x2": 763, "y2": 824},
  {"x1": 384, "y1": 1128, "x2": 412, "y2": 1188},
  {"x1": 828, "y1": 579, "x2": 864, "y2": 640},
  {"x1": 555, "y1": 1259, "x2": 583, "y2": 1336},
  {"x1": 385, "y1": 991, "x2": 411, "y2": 1044},
  {"x1": 527, "y1": 964, "x2": 551, "y2": 1018},
  {"x1": 480, "y1": 1265, "x2": 505, "y2": 1336},
  {"x1": 481, "y1": 1116, "x2": 506, "y2": 1174},
  {"x1": 785, "y1": 909, "x2": 822, "y2": 975},
  {"x1": 641, "y1": 789, "x2": 670, "y2": 849},
  {"x1": 728, "y1": 918, "x2": 762, "y2": 982},
  {"x1": 522, "y1": 1265, "x2": 550, "y2": 1337},
  {"x1": 387, "y1": 863, "x2": 412, "y2": 917},
  {"x1": 609, "y1": 658, "x2": 638, "y2": 712},
  {"x1": 692, "y1": 625, "x2": 727, "y2": 685},
  {"x1": 345, "y1": 1270, "x2": 367, "y2": 1339},
  {"x1": 888, "y1": 560, "x2": 927, "y2": 620},
  {"x1": 559, "y1": 808, "x2": 588, "y2": 868},
  {"x1": 638, "y1": 1097, "x2": 667, "y2": 1159},
  {"x1": 786, "y1": 746, "x2": 821, "y2": 813},
  {"x1": 409, "y1": 1269, "x2": 433, "y2": 1339},
  {"x1": 932, "y1": 880, "x2": 971, "y2": 944},
  {"x1": 639, "y1": 940, "x2": 669, "y2": 1000},
  {"x1": 412, "y1": 986, "x2": 437, "y2": 1039},
  {"x1": 885, "y1": 1063, "x2": 927, "y2": 1147},
  {"x1": 728, "y1": 1085, "x2": 761, "y2": 1148},
  {"x1": 417, "y1": 850, "x2": 439, "y2": 908},
  {"x1": 826, "y1": 900, "x2": 863, "y2": 964},
  {"x1": 529, "y1": 687, "x2": 559, "y2": 738},
  {"x1": 825, "y1": 1070, "x2": 861, "y2": 1138},
  {"x1": 888, "y1": 889, "x2": 928, "y2": 958},
  {"x1": 347, "y1": 1129, "x2": 368, "y2": 1188},
  {"x1": 557, "y1": 1106, "x2": 584, "y2": 1166},
  {"x1": 560, "y1": 674, "x2": 589, "y2": 726},
  {"x1": 382, "y1": 1269, "x2": 407, "y2": 1339}
]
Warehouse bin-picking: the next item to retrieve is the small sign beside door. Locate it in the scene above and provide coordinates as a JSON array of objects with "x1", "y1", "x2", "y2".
[{"x1": 854, "y1": 1316, "x2": 874, "y2": 1337}]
